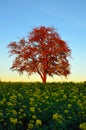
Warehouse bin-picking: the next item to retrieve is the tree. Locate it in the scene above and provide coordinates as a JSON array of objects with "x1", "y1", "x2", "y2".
[{"x1": 8, "y1": 26, "x2": 71, "y2": 83}]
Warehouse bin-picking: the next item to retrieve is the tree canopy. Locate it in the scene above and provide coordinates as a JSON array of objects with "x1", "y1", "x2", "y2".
[{"x1": 8, "y1": 26, "x2": 71, "y2": 82}]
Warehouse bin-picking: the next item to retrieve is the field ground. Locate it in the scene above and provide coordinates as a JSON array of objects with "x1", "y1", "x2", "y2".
[{"x1": 0, "y1": 82, "x2": 86, "y2": 130}]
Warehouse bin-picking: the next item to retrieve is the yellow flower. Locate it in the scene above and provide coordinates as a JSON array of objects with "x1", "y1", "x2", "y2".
[
  {"x1": 73, "y1": 95, "x2": 77, "y2": 99},
  {"x1": 53, "y1": 113, "x2": 63, "y2": 124},
  {"x1": 68, "y1": 116, "x2": 72, "y2": 120},
  {"x1": 32, "y1": 115, "x2": 36, "y2": 119},
  {"x1": 30, "y1": 120, "x2": 34, "y2": 123},
  {"x1": 10, "y1": 118, "x2": 18, "y2": 125},
  {"x1": 36, "y1": 119, "x2": 42, "y2": 125},
  {"x1": 28, "y1": 123, "x2": 33, "y2": 129},
  {"x1": 45, "y1": 96, "x2": 49, "y2": 99},
  {"x1": 63, "y1": 95, "x2": 67, "y2": 100},
  {"x1": 77, "y1": 100, "x2": 83, "y2": 109},
  {"x1": 7, "y1": 102, "x2": 13, "y2": 106},
  {"x1": 53, "y1": 113, "x2": 59, "y2": 120},
  {"x1": 2, "y1": 98, "x2": 6, "y2": 102},
  {"x1": 18, "y1": 93, "x2": 22, "y2": 98},
  {"x1": 60, "y1": 90, "x2": 64, "y2": 94},
  {"x1": 56, "y1": 99, "x2": 59, "y2": 103},
  {"x1": 0, "y1": 112, "x2": 3, "y2": 117},
  {"x1": 79, "y1": 122, "x2": 86, "y2": 130},
  {"x1": 19, "y1": 121, "x2": 23, "y2": 125},
  {"x1": 68, "y1": 104, "x2": 72, "y2": 109},
  {"x1": 12, "y1": 110, "x2": 17, "y2": 115},
  {"x1": 30, "y1": 107, "x2": 35, "y2": 113},
  {"x1": 22, "y1": 105, "x2": 26, "y2": 109},
  {"x1": 10, "y1": 95, "x2": 17, "y2": 100},
  {"x1": 38, "y1": 108, "x2": 42, "y2": 112},
  {"x1": 19, "y1": 108, "x2": 24, "y2": 112},
  {"x1": 23, "y1": 113, "x2": 26, "y2": 117},
  {"x1": 29, "y1": 98, "x2": 34, "y2": 102},
  {"x1": 53, "y1": 113, "x2": 63, "y2": 120},
  {"x1": 0, "y1": 100, "x2": 4, "y2": 105},
  {"x1": 77, "y1": 99, "x2": 81, "y2": 104},
  {"x1": 64, "y1": 109, "x2": 68, "y2": 114}
]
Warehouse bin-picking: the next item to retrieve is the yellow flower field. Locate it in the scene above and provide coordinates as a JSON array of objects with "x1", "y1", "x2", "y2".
[{"x1": 0, "y1": 82, "x2": 86, "y2": 130}]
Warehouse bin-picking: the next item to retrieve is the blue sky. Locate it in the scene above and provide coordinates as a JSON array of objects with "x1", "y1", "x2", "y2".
[{"x1": 0, "y1": 0, "x2": 86, "y2": 82}]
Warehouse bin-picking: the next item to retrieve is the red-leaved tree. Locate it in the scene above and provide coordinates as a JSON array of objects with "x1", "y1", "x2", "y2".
[{"x1": 8, "y1": 26, "x2": 71, "y2": 83}]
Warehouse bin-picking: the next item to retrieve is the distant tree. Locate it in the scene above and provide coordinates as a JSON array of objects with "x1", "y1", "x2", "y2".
[{"x1": 8, "y1": 26, "x2": 71, "y2": 83}]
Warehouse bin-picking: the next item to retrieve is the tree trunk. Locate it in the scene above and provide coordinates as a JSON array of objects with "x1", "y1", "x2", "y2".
[
  {"x1": 37, "y1": 70, "x2": 47, "y2": 83},
  {"x1": 42, "y1": 73, "x2": 47, "y2": 83}
]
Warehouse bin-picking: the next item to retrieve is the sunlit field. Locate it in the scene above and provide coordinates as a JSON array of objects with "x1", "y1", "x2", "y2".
[{"x1": 0, "y1": 82, "x2": 86, "y2": 130}]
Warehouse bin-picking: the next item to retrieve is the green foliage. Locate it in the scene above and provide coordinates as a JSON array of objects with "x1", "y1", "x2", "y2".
[{"x1": 0, "y1": 82, "x2": 86, "y2": 130}]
